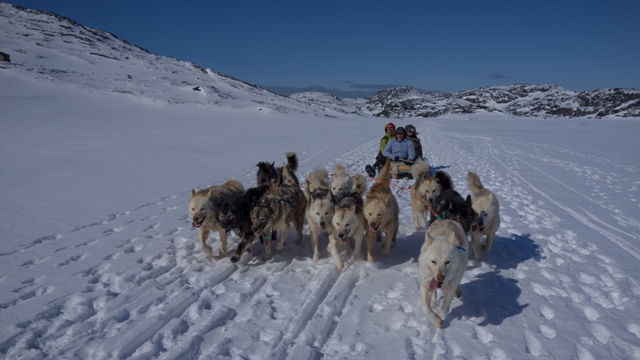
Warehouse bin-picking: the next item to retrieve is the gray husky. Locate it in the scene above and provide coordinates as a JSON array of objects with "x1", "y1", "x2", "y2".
[{"x1": 251, "y1": 168, "x2": 307, "y2": 261}]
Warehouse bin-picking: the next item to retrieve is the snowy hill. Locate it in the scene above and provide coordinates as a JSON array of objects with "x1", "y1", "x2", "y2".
[
  {"x1": 0, "y1": 2, "x2": 351, "y2": 117},
  {"x1": 2, "y1": 3, "x2": 640, "y2": 360}
]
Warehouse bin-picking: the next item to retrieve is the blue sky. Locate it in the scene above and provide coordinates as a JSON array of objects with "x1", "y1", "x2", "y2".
[{"x1": 5, "y1": 0, "x2": 640, "y2": 97}]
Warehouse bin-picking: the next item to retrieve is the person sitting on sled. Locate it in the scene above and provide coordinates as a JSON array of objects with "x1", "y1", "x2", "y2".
[
  {"x1": 365, "y1": 123, "x2": 396, "y2": 178},
  {"x1": 382, "y1": 126, "x2": 416, "y2": 179},
  {"x1": 404, "y1": 124, "x2": 423, "y2": 160}
]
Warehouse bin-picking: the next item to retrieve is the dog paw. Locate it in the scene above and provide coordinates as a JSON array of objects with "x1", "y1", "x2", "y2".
[
  {"x1": 367, "y1": 254, "x2": 374, "y2": 262},
  {"x1": 230, "y1": 255, "x2": 239, "y2": 263},
  {"x1": 336, "y1": 262, "x2": 344, "y2": 271},
  {"x1": 313, "y1": 253, "x2": 319, "y2": 262},
  {"x1": 200, "y1": 244, "x2": 213, "y2": 255},
  {"x1": 434, "y1": 318, "x2": 443, "y2": 328},
  {"x1": 262, "y1": 254, "x2": 272, "y2": 262},
  {"x1": 276, "y1": 243, "x2": 286, "y2": 251},
  {"x1": 382, "y1": 245, "x2": 390, "y2": 254}
]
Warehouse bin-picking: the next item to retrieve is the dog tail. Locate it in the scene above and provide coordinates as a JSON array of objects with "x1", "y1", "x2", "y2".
[
  {"x1": 435, "y1": 170, "x2": 454, "y2": 191},
  {"x1": 377, "y1": 157, "x2": 392, "y2": 185},
  {"x1": 410, "y1": 158, "x2": 430, "y2": 179},
  {"x1": 466, "y1": 171, "x2": 484, "y2": 194},
  {"x1": 285, "y1": 152, "x2": 298, "y2": 172}
]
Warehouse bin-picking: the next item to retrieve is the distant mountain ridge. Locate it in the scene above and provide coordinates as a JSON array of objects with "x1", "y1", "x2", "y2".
[
  {"x1": 335, "y1": 84, "x2": 640, "y2": 119},
  {"x1": 1, "y1": 3, "x2": 638, "y2": 119}
]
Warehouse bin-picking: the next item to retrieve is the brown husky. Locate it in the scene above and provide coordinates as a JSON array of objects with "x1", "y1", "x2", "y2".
[
  {"x1": 188, "y1": 180, "x2": 244, "y2": 259},
  {"x1": 364, "y1": 158, "x2": 399, "y2": 261},
  {"x1": 410, "y1": 159, "x2": 454, "y2": 230}
]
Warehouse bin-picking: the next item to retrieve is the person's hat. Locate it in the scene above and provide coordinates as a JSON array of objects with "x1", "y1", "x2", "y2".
[
  {"x1": 395, "y1": 127, "x2": 406, "y2": 134},
  {"x1": 386, "y1": 123, "x2": 396, "y2": 130},
  {"x1": 405, "y1": 124, "x2": 416, "y2": 133}
]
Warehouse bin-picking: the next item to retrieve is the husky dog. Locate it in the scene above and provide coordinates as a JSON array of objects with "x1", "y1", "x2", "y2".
[
  {"x1": 304, "y1": 168, "x2": 329, "y2": 201},
  {"x1": 410, "y1": 160, "x2": 454, "y2": 230},
  {"x1": 251, "y1": 177, "x2": 307, "y2": 261},
  {"x1": 330, "y1": 193, "x2": 369, "y2": 270},
  {"x1": 330, "y1": 164, "x2": 367, "y2": 201},
  {"x1": 364, "y1": 158, "x2": 399, "y2": 260},
  {"x1": 189, "y1": 180, "x2": 245, "y2": 259},
  {"x1": 217, "y1": 185, "x2": 270, "y2": 263},
  {"x1": 467, "y1": 172, "x2": 500, "y2": 261},
  {"x1": 305, "y1": 169, "x2": 336, "y2": 261},
  {"x1": 429, "y1": 188, "x2": 477, "y2": 235},
  {"x1": 419, "y1": 219, "x2": 469, "y2": 328},
  {"x1": 256, "y1": 152, "x2": 300, "y2": 188}
]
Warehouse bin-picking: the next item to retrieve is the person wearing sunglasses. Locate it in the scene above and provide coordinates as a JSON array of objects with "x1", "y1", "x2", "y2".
[
  {"x1": 404, "y1": 124, "x2": 423, "y2": 160},
  {"x1": 365, "y1": 123, "x2": 396, "y2": 178}
]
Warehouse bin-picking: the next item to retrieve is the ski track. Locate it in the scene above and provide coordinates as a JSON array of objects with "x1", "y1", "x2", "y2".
[{"x1": 1, "y1": 123, "x2": 640, "y2": 359}]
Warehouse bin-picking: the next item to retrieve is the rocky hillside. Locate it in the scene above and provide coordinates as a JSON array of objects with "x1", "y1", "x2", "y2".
[{"x1": 341, "y1": 85, "x2": 640, "y2": 119}]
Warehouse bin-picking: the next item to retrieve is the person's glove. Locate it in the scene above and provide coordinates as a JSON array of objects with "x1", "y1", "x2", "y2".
[
  {"x1": 393, "y1": 156, "x2": 400, "y2": 162},
  {"x1": 404, "y1": 161, "x2": 412, "y2": 166}
]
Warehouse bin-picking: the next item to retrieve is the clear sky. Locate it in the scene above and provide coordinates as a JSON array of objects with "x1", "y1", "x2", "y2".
[{"x1": 4, "y1": 0, "x2": 640, "y2": 97}]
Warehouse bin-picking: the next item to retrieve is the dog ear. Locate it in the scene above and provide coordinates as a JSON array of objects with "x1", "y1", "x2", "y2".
[
  {"x1": 191, "y1": 189, "x2": 196, "y2": 198},
  {"x1": 466, "y1": 195, "x2": 472, "y2": 205},
  {"x1": 446, "y1": 231, "x2": 456, "y2": 246},
  {"x1": 425, "y1": 231, "x2": 435, "y2": 246},
  {"x1": 207, "y1": 189, "x2": 214, "y2": 198}
]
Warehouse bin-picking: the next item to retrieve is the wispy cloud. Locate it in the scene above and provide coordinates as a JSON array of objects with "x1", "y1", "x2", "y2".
[{"x1": 487, "y1": 72, "x2": 511, "y2": 79}]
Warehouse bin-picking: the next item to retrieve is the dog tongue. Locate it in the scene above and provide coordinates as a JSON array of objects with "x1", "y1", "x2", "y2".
[
  {"x1": 429, "y1": 278, "x2": 439, "y2": 290},
  {"x1": 192, "y1": 221, "x2": 197, "y2": 228}
]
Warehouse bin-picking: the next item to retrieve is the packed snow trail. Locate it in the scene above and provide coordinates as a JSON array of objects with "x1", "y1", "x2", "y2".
[{"x1": 2, "y1": 121, "x2": 640, "y2": 359}]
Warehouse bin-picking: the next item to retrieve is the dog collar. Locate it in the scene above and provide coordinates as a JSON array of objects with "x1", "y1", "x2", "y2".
[{"x1": 456, "y1": 246, "x2": 466, "y2": 252}]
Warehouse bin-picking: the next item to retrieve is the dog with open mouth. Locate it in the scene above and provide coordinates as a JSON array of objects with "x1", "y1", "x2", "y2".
[
  {"x1": 364, "y1": 158, "x2": 399, "y2": 261},
  {"x1": 467, "y1": 171, "x2": 500, "y2": 261},
  {"x1": 330, "y1": 192, "x2": 369, "y2": 270},
  {"x1": 305, "y1": 168, "x2": 336, "y2": 262},
  {"x1": 188, "y1": 179, "x2": 245, "y2": 259},
  {"x1": 419, "y1": 219, "x2": 469, "y2": 328}
]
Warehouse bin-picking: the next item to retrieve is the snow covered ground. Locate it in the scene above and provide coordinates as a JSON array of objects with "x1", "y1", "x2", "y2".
[{"x1": 2, "y1": 3, "x2": 640, "y2": 359}]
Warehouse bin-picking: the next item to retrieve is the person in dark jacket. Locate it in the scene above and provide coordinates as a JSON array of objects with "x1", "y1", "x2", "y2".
[
  {"x1": 365, "y1": 123, "x2": 395, "y2": 178},
  {"x1": 405, "y1": 124, "x2": 423, "y2": 160}
]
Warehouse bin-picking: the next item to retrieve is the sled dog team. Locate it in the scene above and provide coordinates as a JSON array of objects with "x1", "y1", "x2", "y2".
[{"x1": 188, "y1": 152, "x2": 500, "y2": 328}]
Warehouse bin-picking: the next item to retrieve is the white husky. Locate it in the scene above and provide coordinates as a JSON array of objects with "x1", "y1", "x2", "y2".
[
  {"x1": 189, "y1": 180, "x2": 245, "y2": 259},
  {"x1": 330, "y1": 164, "x2": 367, "y2": 201},
  {"x1": 467, "y1": 171, "x2": 500, "y2": 261},
  {"x1": 330, "y1": 193, "x2": 368, "y2": 270},
  {"x1": 419, "y1": 219, "x2": 469, "y2": 328},
  {"x1": 305, "y1": 168, "x2": 335, "y2": 261}
]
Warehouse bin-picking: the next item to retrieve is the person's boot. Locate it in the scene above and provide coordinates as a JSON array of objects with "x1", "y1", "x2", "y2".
[{"x1": 365, "y1": 164, "x2": 376, "y2": 178}]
